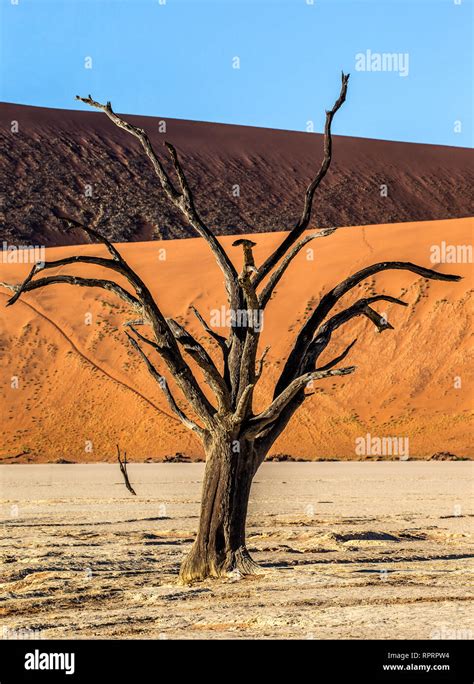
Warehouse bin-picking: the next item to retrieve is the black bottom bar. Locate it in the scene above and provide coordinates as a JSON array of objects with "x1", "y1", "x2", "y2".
[{"x1": 0, "y1": 639, "x2": 471, "y2": 683}]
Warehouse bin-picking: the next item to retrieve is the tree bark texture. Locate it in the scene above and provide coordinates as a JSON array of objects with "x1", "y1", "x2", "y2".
[{"x1": 179, "y1": 433, "x2": 263, "y2": 582}]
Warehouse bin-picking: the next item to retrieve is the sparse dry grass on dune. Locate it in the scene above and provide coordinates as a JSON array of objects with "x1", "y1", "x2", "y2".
[
  {"x1": 1, "y1": 463, "x2": 472, "y2": 640},
  {"x1": 0, "y1": 218, "x2": 472, "y2": 462}
]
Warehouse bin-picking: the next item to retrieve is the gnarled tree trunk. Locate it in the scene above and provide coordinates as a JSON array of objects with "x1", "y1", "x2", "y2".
[{"x1": 179, "y1": 433, "x2": 263, "y2": 583}]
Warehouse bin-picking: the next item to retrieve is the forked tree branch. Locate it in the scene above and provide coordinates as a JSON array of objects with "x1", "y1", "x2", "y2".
[
  {"x1": 126, "y1": 324, "x2": 160, "y2": 350},
  {"x1": 191, "y1": 305, "x2": 228, "y2": 354},
  {"x1": 49, "y1": 213, "x2": 182, "y2": 346},
  {"x1": 190, "y1": 305, "x2": 231, "y2": 389},
  {"x1": 258, "y1": 229, "x2": 336, "y2": 308},
  {"x1": 275, "y1": 262, "x2": 462, "y2": 396},
  {"x1": 167, "y1": 318, "x2": 231, "y2": 412},
  {"x1": 3, "y1": 255, "x2": 139, "y2": 308},
  {"x1": 125, "y1": 331, "x2": 205, "y2": 435},
  {"x1": 2, "y1": 275, "x2": 141, "y2": 309},
  {"x1": 304, "y1": 295, "x2": 406, "y2": 371},
  {"x1": 75, "y1": 95, "x2": 240, "y2": 309},
  {"x1": 253, "y1": 72, "x2": 350, "y2": 288},
  {"x1": 244, "y1": 365, "x2": 356, "y2": 438}
]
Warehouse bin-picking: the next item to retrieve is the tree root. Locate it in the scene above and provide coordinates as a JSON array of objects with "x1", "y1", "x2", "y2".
[
  {"x1": 226, "y1": 546, "x2": 264, "y2": 578},
  {"x1": 178, "y1": 544, "x2": 263, "y2": 584}
]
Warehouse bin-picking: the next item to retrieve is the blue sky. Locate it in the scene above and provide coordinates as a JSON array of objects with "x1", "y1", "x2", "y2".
[{"x1": 1, "y1": 0, "x2": 472, "y2": 146}]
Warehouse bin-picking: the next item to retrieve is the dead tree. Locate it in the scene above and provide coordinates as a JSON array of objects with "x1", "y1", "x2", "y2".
[
  {"x1": 117, "y1": 445, "x2": 137, "y2": 496},
  {"x1": 2, "y1": 73, "x2": 461, "y2": 582}
]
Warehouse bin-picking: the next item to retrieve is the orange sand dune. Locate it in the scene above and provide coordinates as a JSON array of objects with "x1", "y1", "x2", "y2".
[{"x1": 0, "y1": 218, "x2": 472, "y2": 462}]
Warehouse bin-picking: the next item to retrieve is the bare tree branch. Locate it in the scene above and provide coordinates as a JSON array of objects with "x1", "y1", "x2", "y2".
[
  {"x1": 127, "y1": 324, "x2": 160, "y2": 350},
  {"x1": 234, "y1": 243, "x2": 262, "y2": 402},
  {"x1": 190, "y1": 304, "x2": 231, "y2": 390},
  {"x1": 2, "y1": 254, "x2": 139, "y2": 308},
  {"x1": 167, "y1": 318, "x2": 231, "y2": 412},
  {"x1": 28, "y1": 212, "x2": 176, "y2": 343},
  {"x1": 2, "y1": 275, "x2": 141, "y2": 309},
  {"x1": 258, "y1": 229, "x2": 335, "y2": 307},
  {"x1": 191, "y1": 305, "x2": 228, "y2": 354},
  {"x1": 53, "y1": 209, "x2": 124, "y2": 262},
  {"x1": 125, "y1": 331, "x2": 205, "y2": 435},
  {"x1": 124, "y1": 318, "x2": 146, "y2": 327},
  {"x1": 255, "y1": 298, "x2": 403, "y2": 436},
  {"x1": 75, "y1": 97, "x2": 181, "y2": 197},
  {"x1": 253, "y1": 72, "x2": 350, "y2": 288},
  {"x1": 232, "y1": 383, "x2": 255, "y2": 425},
  {"x1": 304, "y1": 295, "x2": 406, "y2": 371},
  {"x1": 75, "y1": 95, "x2": 240, "y2": 309},
  {"x1": 256, "y1": 345, "x2": 270, "y2": 380},
  {"x1": 244, "y1": 366, "x2": 355, "y2": 438},
  {"x1": 316, "y1": 338, "x2": 357, "y2": 372},
  {"x1": 276, "y1": 262, "x2": 462, "y2": 396}
]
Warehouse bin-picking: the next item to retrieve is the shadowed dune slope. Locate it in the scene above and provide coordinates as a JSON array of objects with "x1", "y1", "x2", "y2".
[{"x1": 0, "y1": 103, "x2": 473, "y2": 247}]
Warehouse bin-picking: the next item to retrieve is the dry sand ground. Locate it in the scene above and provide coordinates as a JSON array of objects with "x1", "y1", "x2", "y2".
[
  {"x1": 1, "y1": 462, "x2": 472, "y2": 640},
  {"x1": 1, "y1": 219, "x2": 472, "y2": 461}
]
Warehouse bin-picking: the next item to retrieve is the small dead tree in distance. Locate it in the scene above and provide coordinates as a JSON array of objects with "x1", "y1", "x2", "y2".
[
  {"x1": 2, "y1": 74, "x2": 461, "y2": 582},
  {"x1": 117, "y1": 445, "x2": 137, "y2": 496}
]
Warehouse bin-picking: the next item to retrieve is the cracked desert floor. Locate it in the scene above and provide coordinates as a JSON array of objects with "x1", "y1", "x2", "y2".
[{"x1": 1, "y1": 462, "x2": 472, "y2": 640}]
